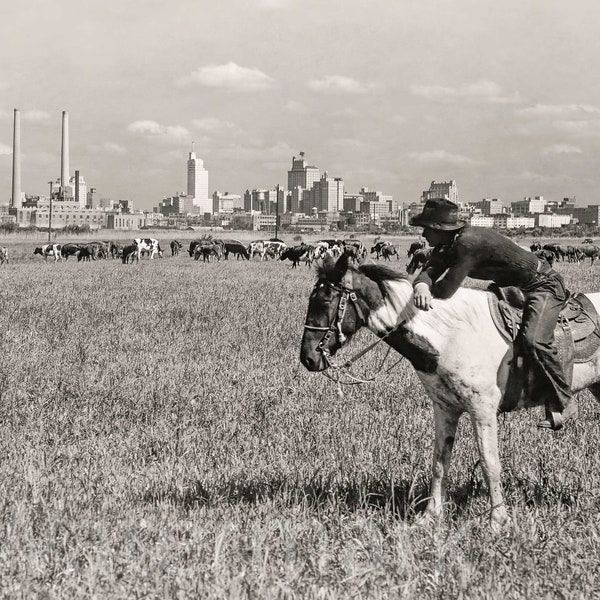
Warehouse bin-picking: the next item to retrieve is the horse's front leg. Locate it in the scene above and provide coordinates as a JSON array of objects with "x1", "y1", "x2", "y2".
[
  {"x1": 425, "y1": 402, "x2": 460, "y2": 519},
  {"x1": 470, "y1": 408, "x2": 510, "y2": 532}
]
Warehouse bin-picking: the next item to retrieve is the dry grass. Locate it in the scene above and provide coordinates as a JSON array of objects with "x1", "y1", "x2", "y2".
[{"x1": 0, "y1": 236, "x2": 599, "y2": 598}]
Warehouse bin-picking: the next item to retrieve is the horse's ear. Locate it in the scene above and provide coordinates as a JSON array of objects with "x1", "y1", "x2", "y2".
[{"x1": 331, "y1": 253, "x2": 349, "y2": 281}]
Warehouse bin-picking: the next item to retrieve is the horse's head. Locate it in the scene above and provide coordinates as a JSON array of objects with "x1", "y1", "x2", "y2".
[{"x1": 300, "y1": 254, "x2": 367, "y2": 371}]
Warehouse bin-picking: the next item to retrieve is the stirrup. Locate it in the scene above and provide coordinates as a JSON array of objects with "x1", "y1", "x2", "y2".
[{"x1": 537, "y1": 409, "x2": 564, "y2": 431}]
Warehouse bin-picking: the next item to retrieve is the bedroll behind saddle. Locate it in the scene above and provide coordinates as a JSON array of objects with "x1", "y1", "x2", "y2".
[{"x1": 488, "y1": 288, "x2": 600, "y2": 365}]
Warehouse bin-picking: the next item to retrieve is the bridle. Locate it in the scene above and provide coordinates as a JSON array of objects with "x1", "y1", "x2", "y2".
[
  {"x1": 303, "y1": 271, "x2": 406, "y2": 393},
  {"x1": 303, "y1": 271, "x2": 365, "y2": 368}
]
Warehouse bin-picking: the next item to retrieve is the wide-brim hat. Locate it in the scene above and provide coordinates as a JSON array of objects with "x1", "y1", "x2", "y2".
[{"x1": 410, "y1": 198, "x2": 467, "y2": 231}]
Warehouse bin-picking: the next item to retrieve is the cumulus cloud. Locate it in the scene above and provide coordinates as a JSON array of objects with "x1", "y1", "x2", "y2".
[
  {"x1": 91, "y1": 142, "x2": 127, "y2": 154},
  {"x1": 410, "y1": 80, "x2": 520, "y2": 104},
  {"x1": 178, "y1": 62, "x2": 274, "y2": 91},
  {"x1": 405, "y1": 149, "x2": 478, "y2": 165},
  {"x1": 192, "y1": 117, "x2": 234, "y2": 131},
  {"x1": 308, "y1": 75, "x2": 372, "y2": 94},
  {"x1": 0, "y1": 142, "x2": 11, "y2": 155},
  {"x1": 127, "y1": 120, "x2": 189, "y2": 142},
  {"x1": 541, "y1": 144, "x2": 583, "y2": 156}
]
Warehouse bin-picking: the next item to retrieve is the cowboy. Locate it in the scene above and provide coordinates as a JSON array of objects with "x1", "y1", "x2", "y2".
[{"x1": 410, "y1": 197, "x2": 574, "y2": 430}]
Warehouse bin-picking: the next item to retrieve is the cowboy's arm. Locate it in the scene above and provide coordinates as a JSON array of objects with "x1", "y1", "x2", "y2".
[
  {"x1": 431, "y1": 260, "x2": 472, "y2": 298},
  {"x1": 413, "y1": 250, "x2": 448, "y2": 310}
]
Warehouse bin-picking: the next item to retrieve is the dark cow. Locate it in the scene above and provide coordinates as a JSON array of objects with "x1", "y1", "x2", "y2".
[
  {"x1": 170, "y1": 240, "x2": 183, "y2": 256},
  {"x1": 530, "y1": 242, "x2": 542, "y2": 252},
  {"x1": 370, "y1": 241, "x2": 390, "y2": 259},
  {"x1": 194, "y1": 242, "x2": 222, "y2": 262},
  {"x1": 576, "y1": 244, "x2": 600, "y2": 265},
  {"x1": 61, "y1": 243, "x2": 81, "y2": 260},
  {"x1": 0, "y1": 247, "x2": 8, "y2": 265},
  {"x1": 77, "y1": 247, "x2": 93, "y2": 262},
  {"x1": 222, "y1": 239, "x2": 250, "y2": 260},
  {"x1": 381, "y1": 244, "x2": 399, "y2": 261},
  {"x1": 280, "y1": 244, "x2": 315, "y2": 268},
  {"x1": 406, "y1": 247, "x2": 433, "y2": 275},
  {"x1": 534, "y1": 249, "x2": 555, "y2": 267},
  {"x1": 121, "y1": 243, "x2": 138, "y2": 264},
  {"x1": 407, "y1": 240, "x2": 426, "y2": 257}
]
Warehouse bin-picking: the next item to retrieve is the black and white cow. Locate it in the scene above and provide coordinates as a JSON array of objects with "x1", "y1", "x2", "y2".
[
  {"x1": 280, "y1": 244, "x2": 315, "y2": 268},
  {"x1": 0, "y1": 247, "x2": 7, "y2": 265},
  {"x1": 34, "y1": 244, "x2": 63, "y2": 262},
  {"x1": 134, "y1": 238, "x2": 163, "y2": 260}
]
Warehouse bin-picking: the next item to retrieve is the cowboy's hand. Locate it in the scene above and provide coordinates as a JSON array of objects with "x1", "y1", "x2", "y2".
[{"x1": 413, "y1": 282, "x2": 433, "y2": 310}]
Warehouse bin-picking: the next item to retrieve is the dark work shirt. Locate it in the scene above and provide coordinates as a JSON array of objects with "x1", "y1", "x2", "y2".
[{"x1": 413, "y1": 225, "x2": 539, "y2": 298}]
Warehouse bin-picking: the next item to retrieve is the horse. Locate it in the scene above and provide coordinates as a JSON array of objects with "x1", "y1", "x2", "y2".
[{"x1": 299, "y1": 254, "x2": 600, "y2": 532}]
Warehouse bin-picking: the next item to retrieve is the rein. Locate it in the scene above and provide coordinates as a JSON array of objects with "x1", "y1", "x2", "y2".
[{"x1": 304, "y1": 272, "x2": 405, "y2": 396}]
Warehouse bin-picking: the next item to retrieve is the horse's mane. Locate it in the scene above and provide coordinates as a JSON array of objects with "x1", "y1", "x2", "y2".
[{"x1": 357, "y1": 263, "x2": 408, "y2": 284}]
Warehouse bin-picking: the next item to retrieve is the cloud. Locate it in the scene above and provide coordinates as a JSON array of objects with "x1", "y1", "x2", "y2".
[
  {"x1": 127, "y1": 120, "x2": 189, "y2": 142},
  {"x1": 0, "y1": 142, "x2": 11, "y2": 155},
  {"x1": 90, "y1": 141, "x2": 127, "y2": 154},
  {"x1": 22, "y1": 110, "x2": 50, "y2": 122},
  {"x1": 285, "y1": 100, "x2": 308, "y2": 114},
  {"x1": 178, "y1": 62, "x2": 274, "y2": 91},
  {"x1": 308, "y1": 75, "x2": 373, "y2": 94},
  {"x1": 405, "y1": 149, "x2": 478, "y2": 165},
  {"x1": 257, "y1": 0, "x2": 294, "y2": 7},
  {"x1": 192, "y1": 117, "x2": 234, "y2": 132},
  {"x1": 410, "y1": 80, "x2": 520, "y2": 104},
  {"x1": 541, "y1": 144, "x2": 583, "y2": 156},
  {"x1": 516, "y1": 104, "x2": 600, "y2": 119}
]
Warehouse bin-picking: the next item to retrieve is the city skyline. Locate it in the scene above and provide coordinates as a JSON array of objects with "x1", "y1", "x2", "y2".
[{"x1": 1, "y1": 1, "x2": 600, "y2": 211}]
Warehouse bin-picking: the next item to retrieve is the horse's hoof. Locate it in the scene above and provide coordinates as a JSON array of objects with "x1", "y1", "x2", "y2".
[{"x1": 490, "y1": 508, "x2": 511, "y2": 534}]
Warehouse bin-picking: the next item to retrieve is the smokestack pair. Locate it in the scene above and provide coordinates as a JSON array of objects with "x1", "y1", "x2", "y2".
[{"x1": 10, "y1": 110, "x2": 69, "y2": 208}]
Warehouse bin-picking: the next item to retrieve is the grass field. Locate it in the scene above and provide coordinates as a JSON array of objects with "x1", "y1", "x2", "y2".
[{"x1": 0, "y1": 233, "x2": 599, "y2": 598}]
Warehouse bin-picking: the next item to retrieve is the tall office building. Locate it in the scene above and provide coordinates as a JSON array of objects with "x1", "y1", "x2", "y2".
[
  {"x1": 421, "y1": 180, "x2": 459, "y2": 204},
  {"x1": 187, "y1": 144, "x2": 210, "y2": 214},
  {"x1": 287, "y1": 152, "x2": 320, "y2": 191}
]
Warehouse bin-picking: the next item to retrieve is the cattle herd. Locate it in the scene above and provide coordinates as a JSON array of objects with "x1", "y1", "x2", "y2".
[{"x1": 15, "y1": 236, "x2": 600, "y2": 271}]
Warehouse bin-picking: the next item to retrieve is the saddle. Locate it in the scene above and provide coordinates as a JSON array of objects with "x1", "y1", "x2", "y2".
[
  {"x1": 488, "y1": 286, "x2": 600, "y2": 364},
  {"x1": 488, "y1": 286, "x2": 600, "y2": 412}
]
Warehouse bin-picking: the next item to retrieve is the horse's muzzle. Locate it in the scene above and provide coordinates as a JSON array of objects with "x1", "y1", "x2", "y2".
[{"x1": 300, "y1": 349, "x2": 327, "y2": 372}]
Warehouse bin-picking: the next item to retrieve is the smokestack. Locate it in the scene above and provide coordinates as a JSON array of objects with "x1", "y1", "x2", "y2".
[
  {"x1": 75, "y1": 170, "x2": 80, "y2": 205},
  {"x1": 11, "y1": 109, "x2": 21, "y2": 209},
  {"x1": 61, "y1": 110, "x2": 69, "y2": 196}
]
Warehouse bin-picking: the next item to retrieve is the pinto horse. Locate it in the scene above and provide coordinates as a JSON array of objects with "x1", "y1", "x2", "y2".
[{"x1": 300, "y1": 254, "x2": 600, "y2": 531}]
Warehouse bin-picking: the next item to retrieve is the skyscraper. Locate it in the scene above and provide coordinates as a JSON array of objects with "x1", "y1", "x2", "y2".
[
  {"x1": 287, "y1": 152, "x2": 320, "y2": 191},
  {"x1": 187, "y1": 143, "x2": 210, "y2": 214}
]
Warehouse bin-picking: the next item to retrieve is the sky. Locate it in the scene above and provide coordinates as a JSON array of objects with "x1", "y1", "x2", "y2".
[{"x1": 1, "y1": 0, "x2": 600, "y2": 212}]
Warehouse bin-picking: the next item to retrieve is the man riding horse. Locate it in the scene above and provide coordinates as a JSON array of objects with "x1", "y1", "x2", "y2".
[{"x1": 411, "y1": 198, "x2": 575, "y2": 430}]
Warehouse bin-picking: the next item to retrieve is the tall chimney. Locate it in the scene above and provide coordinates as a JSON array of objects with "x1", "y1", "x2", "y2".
[
  {"x1": 11, "y1": 108, "x2": 21, "y2": 209},
  {"x1": 60, "y1": 110, "x2": 69, "y2": 196}
]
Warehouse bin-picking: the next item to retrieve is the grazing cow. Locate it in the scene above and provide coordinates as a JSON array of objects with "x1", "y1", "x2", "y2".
[
  {"x1": 370, "y1": 241, "x2": 391, "y2": 259},
  {"x1": 530, "y1": 242, "x2": 542, "y2": 252},
  {"x1": 134, "y1": 238, "x2": 163, "y2": 260},
  {"x1": 194, "y1": 242, "x2": 222, "y2": 262},
  {"x1": 222, "y1": 239, "x2": 250, "y2": 260},
  {"x1": 61, "y1": 243, "x2": 82, "y2": 260},
  {"x1": 248, "y1": 240, "x2": 285, "y2": 260},
  {"x1": 77, "y1": 247, "x2": 93, "y2": 262},
  {"x1": 407, "y1": 239, "x2": 426, "y2": 256},
  {"x1": 534, "y1": 249, "x2": 556, "y2": 267},
  {"x1": 342, "y1": 245, "x2": 360, "y2": 264},
  {"x1": 34, "y1": 244, "x2": 63, "y2": 262},
  {"x1": 280, "y1": 244, "x2": 315, "y2": 268},
  {"x1": 0, "y1": 247, "x2": 7, "y2": 264},
  {"x1": 576, "y1": 244, "x2": 600, "y2": 265},
  {"x1": 121, "y1": 243, "x2": 138, "y2": 264},
  {"x1": 170, "y1": 240, "x2": 183, "y2": 256},
  {"x1": 381, "y1": 244, "x2": 399, "y2": 261},
  {"x1": 406, "y1": 247, "x2": 433, "y2": 275},
  {"x1": 344, "y1": 240, "x2": 367, "y2": 262}
]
